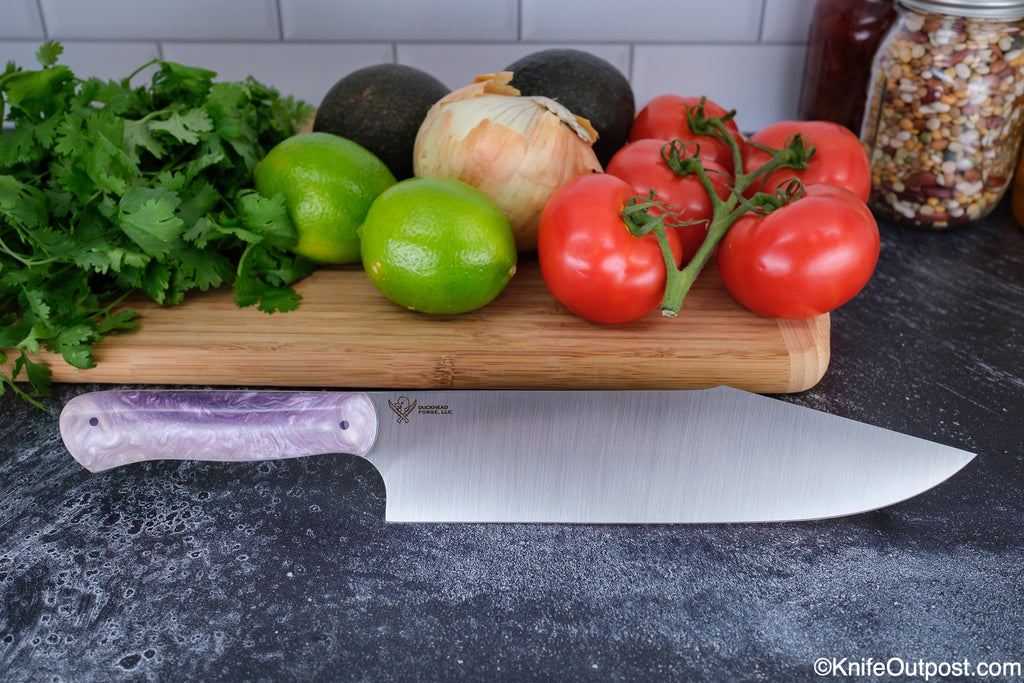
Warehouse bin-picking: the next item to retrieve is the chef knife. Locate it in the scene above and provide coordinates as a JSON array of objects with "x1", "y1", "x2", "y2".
[{"x1": 58, "y1": 387, "x2": 974, "y2": 524}]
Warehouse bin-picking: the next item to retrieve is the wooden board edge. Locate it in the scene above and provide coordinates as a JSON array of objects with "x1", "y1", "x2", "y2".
[{"x1": 778, "y1": 313, "x2": 831, "y2": 393}]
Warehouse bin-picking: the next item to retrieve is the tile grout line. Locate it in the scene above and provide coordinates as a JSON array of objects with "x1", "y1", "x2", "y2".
[
  {"x1": 757, "y1": 0, "x2": 768, "y2": 43},
  {"x1": 35, "y1": 0, "x2": 49, "y2": 39},
  {"x1": 274, "y1": 0, "x2": 285, "y2": 42}
]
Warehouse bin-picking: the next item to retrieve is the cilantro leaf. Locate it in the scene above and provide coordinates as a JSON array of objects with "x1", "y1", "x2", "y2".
[
  {"x1": 238, "y1": 190, "x2": 297, "y2": 250},
  {"x1": 82, "y1": 113, "x2": 138, "y2": 195},
  {"x1": 234, "y1": 242, "x2": 314, "y2": 313},
  {"x1": 122, "y1": 117, "x2": 166, "y2": 164},
  {"x1": 0, "y1": 126, "x2": 39, "y2": 169},
  {"x1": 55, "y1": 323, "x2": 99, "y2": 369},
  {"x1": 140, "y1": 260, "x2": 173, "y2": 303},
  {"x1": 95, "y1": 308, "x2": 139, "y2": 335},
  {"x1": 117, "y1": 186, "x2": 185, "y2": 258},
  {"x1": 36, "y1": 41, "x2": 64, "y2": 68},
  {"x1": 148, "y1": 108, "x2": 214, "y2": 145},
  {"x1": 0, "y1": 174, "x2": 47, "y2": 231},
  {"x1": 4, "y1": 350, "x2": 52, "y2": 408},
  {"x1": 0, "y1": 63, "x2": 75, "y2": 120}
]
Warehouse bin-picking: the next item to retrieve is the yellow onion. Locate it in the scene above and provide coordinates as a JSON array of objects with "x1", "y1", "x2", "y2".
[{"x1": 413, "y1": 71, "x2": 602, "y2": 251}]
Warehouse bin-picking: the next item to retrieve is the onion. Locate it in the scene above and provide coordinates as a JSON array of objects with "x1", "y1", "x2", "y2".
[{"x1": 413, "y1": 71, "x2": 602, "y2": 251}]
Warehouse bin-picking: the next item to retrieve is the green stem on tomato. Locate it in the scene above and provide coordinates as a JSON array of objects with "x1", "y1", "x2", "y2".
[
  {"x1": 621, "y1": 193, "x2": 706, "y2": 302},
  {"x1": 652, "y1": 106, "x2": 816, "y2": 316}
]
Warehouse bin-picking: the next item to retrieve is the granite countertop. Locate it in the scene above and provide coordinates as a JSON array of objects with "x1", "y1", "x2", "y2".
[{"x1": 1, "y1": 202, "x2": 1022, "y2": 682}]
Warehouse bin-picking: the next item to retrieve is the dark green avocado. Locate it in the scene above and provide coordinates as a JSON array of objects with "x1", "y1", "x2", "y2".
[
  {"x1": 313, "y1": 64, "x2": 449, "y2": 180},
  {"x1": 505, "y1": 49, "x2": 635, "y2": 166}
]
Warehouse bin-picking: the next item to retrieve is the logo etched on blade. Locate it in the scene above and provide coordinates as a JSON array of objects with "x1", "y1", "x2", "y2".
[
  {"x1": 388, "y1": 397, "x2": 417, "y2": 424},
  {"x1": 387, "y1": 396, "x2": 454, "y2": 424}
]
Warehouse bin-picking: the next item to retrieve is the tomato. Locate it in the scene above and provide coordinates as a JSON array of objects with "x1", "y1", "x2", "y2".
[
  {"x1": 716, "y1": 184, "x2": 880, "y2": 319},
  {"x1": 631, "y1": 94, "x2": 740, "y2": 138},
  {"x1": 743, "y1": 120, "x2": 871, "y2": 201},
  {"x1": 605, "y1": 139, "x2": 733, "y2": 263},
  {"x1": 538, "y1": 173, "x2": 684, "y2": 324},
  {"x1": 629, "y1": 94, "x2": 742, "y2": 174}
]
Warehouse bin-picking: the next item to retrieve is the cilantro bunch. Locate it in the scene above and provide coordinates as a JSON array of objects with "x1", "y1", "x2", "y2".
[{"x1": 0, "y1": 42, "x2": 315, "y2": 406}]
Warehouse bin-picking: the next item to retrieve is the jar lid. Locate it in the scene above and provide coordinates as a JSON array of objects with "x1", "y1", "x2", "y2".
[{"x1": 900, "y1": 0, "x2": 1024, "y2": 18}]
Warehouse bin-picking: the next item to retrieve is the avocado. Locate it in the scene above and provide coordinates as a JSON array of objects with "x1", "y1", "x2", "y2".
[
  {"x1": 313, "y1": 64, "x2": 449, "y2": 180},
  {"x1": 505, "y1": 49, "x2": 635, "y2": 166}
]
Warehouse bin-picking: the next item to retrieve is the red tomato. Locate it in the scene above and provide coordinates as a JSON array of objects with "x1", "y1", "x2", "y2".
[
  {"x1": 538, "y1": 173, "x2": 685, "y2": 324},
  {"x1": 629, "y1": 94, "x2": 742, "y2": 174},
  {"x1": 743, "y1": 120, "x2": 871, "y2": 201},
  {"x1": 716, "y1": 184, "x2": 880, "y2": 319},
  {"x1": 605, "y1": 139, "x2": 733, "y2": 263}
]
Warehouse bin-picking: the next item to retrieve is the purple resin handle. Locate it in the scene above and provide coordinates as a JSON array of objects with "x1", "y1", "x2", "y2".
[{"x1": 59, "y1": 390, "x2": 378, "y2": 472}]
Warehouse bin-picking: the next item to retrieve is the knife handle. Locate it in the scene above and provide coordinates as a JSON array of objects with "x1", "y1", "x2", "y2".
[{"x1": 59, "y1": 390, "x2": 378, "y2": 473}]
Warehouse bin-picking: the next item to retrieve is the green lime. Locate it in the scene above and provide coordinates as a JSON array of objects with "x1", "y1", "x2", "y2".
[
  {"x1": 254, "y1": 132, "x2": 396, "y2": 264},
  {"x1": 359, "y1": 177, "x2": 517, "y2": 314}
]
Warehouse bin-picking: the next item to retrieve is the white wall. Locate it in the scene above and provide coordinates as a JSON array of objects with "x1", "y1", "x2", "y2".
[{"x1": 1, "y1": 0, "x2": 815, "y2": 131}]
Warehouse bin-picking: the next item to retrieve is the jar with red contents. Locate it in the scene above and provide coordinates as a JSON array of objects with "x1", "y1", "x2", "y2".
[
  {"x1": 861, "y1": 0, "x2": 1024, "y2": 229},
  {"x1": 799, "y1": 0, "x2": 897, "y2": 133}
]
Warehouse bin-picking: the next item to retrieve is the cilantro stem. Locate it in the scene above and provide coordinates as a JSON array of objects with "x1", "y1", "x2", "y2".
[
  {"x1": 0, "y1": 234, "x2": 59, "y2": 267},
  {"x1": 122, "y1": 58, "x2": 160, "y2": 87},
  {"x1": 0, "y1": 356, "x2": 50, "y2": 410}
]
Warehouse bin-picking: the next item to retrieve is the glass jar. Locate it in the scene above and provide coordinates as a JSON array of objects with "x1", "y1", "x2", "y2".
[
  {"x1": 799, "y1": 0, "x2": 897, "y2": 133},
  {"x1": 861, "y1": 0, "x2": 1024, "y2": 229}
]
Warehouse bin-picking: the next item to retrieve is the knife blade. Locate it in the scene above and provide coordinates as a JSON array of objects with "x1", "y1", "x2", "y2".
[{"x1": 58, "y1": 387, "x2": 974, "y2": 524}]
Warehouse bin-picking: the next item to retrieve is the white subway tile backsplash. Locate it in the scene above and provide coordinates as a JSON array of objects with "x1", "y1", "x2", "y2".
[
  {"x1": 1, "y1": 0, "x2": 45, "y2": 40},
  {"x1": 632, "y1": 44, "x2": 807, "y2": 131},
  {"x1": 1, "y1": 0, "x2": 817, "y2": 133},
  {"x1": 398, "y1": 43, "x2": 631, "y2": 91},
  {"x1": 761, "y1": 0, "x2": 815, "y2": 43},
  {"x1": 522, "y1": 0, "x2": 764, "y2": 43},
  {"x1": 397, "y1": 44, "x2": 538, "y2": 90},
  {"x1": 281, "y1": 0, "x2": 518, "y2": 42},
  {"x1": 160, "y1": 42, "x2": 394, "y2": 106},
  {"x1": 39, "y1": 0, "x2": 280, "y2": 41}
]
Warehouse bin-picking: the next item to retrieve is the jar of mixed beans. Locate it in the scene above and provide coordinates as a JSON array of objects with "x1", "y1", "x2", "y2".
[{"x1": 861, "y1": 0, "x2": 1024, "y2": 229}]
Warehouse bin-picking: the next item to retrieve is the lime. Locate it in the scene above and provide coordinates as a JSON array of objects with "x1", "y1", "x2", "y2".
[
  {"x1": 359, "y1": 177, "x2": 517, "y2": 314},
  {"x1": 254, "y1": 132, "x2": 396, "y2": 264}
]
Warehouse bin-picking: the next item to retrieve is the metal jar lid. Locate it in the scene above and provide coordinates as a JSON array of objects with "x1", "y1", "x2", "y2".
[{"x1": 899, "y1": 0, "x2": 1024, "y2": 19}]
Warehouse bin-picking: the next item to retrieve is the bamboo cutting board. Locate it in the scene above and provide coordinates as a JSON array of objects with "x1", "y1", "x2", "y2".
[{"x1": 11, "y1": 258, "x2": 829, "y2": 393}]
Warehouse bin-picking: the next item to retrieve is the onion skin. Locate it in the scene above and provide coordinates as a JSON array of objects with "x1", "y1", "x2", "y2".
[{"x1": 413, "y1": 72, "x2": 603, "y2": 251}]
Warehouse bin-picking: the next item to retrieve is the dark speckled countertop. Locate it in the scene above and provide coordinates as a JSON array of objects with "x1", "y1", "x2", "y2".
[{"x1": 2, "y1": 203, "x2": 1022, "y2": 682}]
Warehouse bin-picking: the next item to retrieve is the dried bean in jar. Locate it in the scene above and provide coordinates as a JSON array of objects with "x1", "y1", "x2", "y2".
[{"x1": 861, "y1": 0, "x2": 1024, "y2": 229}]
